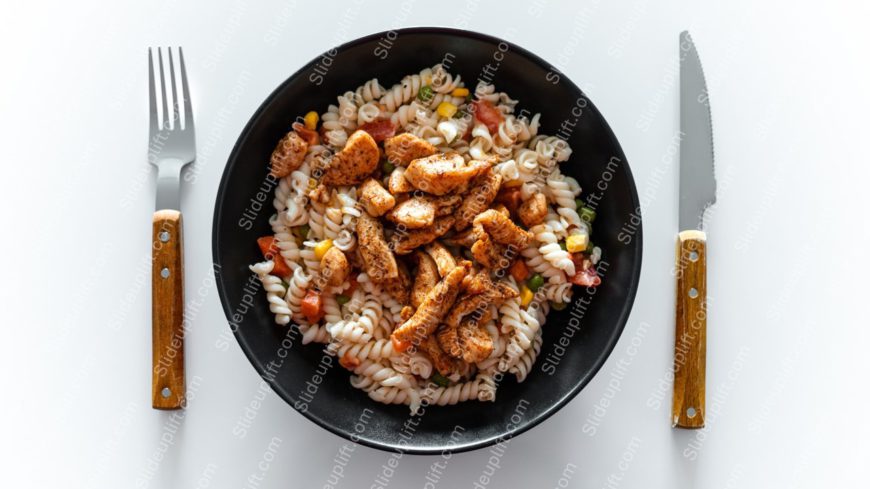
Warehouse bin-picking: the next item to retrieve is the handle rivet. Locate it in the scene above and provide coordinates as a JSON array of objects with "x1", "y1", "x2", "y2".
[
  {"x1": 159, "y1": 231, "x2": 170, "y2": 242},
  {"x1": 161, "y1": 267, "x2": 170, "y2": 278},
  {"x1": 688, "y1": 287, "x2": 698, "y2": 298},
  {"x1": 687, "y1": 406, "x2": 696, "y2": 418},
  {"x1": 689, "y1": 251, "x2": 698, "y2": 262},
  {"x1": 161, "y1": 387, "x2": 171, "y2": 398}
]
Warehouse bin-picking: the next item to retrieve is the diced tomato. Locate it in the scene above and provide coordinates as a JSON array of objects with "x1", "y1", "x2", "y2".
[
  {"x1": 257, "y1": 236, "x2": 292, "y2": 277},
  {"x1": 339, "y1": 352, "x2": 361, "y2": 370},
  {"x1": 570, "y1": 265, "x2": 601, "y2": 287},
  {"x1": 472, "y1": 100, "x2": 504, "y2": 134},
  {"x1": 358, "y1": 120, "x2": 396, "y2": 142},
  {"x1": 495, "y1": 186, "x2": 522, "y2": 213},
  {"x1": 300, "y1": 290, "x2": 325, "y2": 323},
  {"x1": 292, "y1": 122, "x2": 319, "y2": 146},
  {"x1": 462, "y1": 122, "x2": 473, "y2": 141},
  {"x1": 391, "y1": 335, "x2": 411, "y2": 353},
  {"x1": 510, "y1": 259, "x2": 530, "y2": 282}
]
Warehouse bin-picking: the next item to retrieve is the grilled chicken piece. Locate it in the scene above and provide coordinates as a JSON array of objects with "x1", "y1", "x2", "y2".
[
  {"x1": 320, "y1": 247, "x2": 349, "y2": 287},
  {"x1": 387, "y1": 195, "x2": 463, "y2": 229},
  {"x1": 454, "y1": 169, "x2": 502, "y2": 231},
  {"x1": 424, "y1": 333, "x2": 463, "y2": 377},
  {"x1": 517, "y1": 193, "x2": 548, "y2": 227},
  {"x1": 444, "y1": 282, "x2": 517, "y2": 328},
  {"x1": 391, "y1": 261, "x2": 470, "y2": 348},
  {"x1": 390, "y1": 216, "x2": 455, "y2": 255},
  {"x1": 403, "y1": 153, "x2": 491, "y2": 196},
  {"x1": 356, "y1": 213, "x2": 398, "y2": 282},
  {"x1": 493, "y1": 203, "x2": 511, "y2": 217},
  {"x1": 387, "y1": 166, "x2": 415, "y2": 194},
  {"x1": 386, "y1": 197, "x2": 435, "y2": 229},
  {"x1": 384, "y1": 133, "x2": 438, "y2": 166},
  {"x1": 358, "y1": 178, "x2": 396, "y2": 217},
  {"x1": 270, "y1": 131, "x2": 308, "y2": 178},
  {"x1": 436, "y1": 316, "x2": 494, "y2": 364},
  {"x1": 457, "y1": 319, "x2": 495, "y2": 364},
  {"x1": 321, "y1": 130, "x2": 379, "y2": 186},
  {"x1": 473, "y1": 209, "x2": 533, "y2": 250},
  {"x1": 442, "y1": 226, "x2": 481, "y2": 248},
  {"x1": 461, "y1": 268, "x2": 493, "y2": 295},
  {"x1": 400, "y1": 306, "x2": 415, "y2": 322},
  {"x1": 424, "y1": 242, "x2": 456, "y2": 277},
  {"x1": 411, "y1": 251, "x2": 440, "y2": 309},
  {"x1": 471, "y1": 232, "x2": 512, "y2": 269},
  {"x1": 377, "y1": 261, "x2": 411, "y2": 303}
]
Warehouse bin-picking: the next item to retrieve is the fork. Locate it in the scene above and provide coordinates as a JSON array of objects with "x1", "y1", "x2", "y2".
[{"x1": 148, "y1": 47, "x2": 196, "y2": 410}]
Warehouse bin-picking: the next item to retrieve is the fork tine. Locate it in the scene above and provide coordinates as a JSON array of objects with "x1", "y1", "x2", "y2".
[
  {"x1": 157, "y1": 47, "x2": 169, "y2": 130},
  {"x1": 148, "y1": 48, "x2": 158, "y2": 134},
  {"x1": 178, "y1": 47, "x2": 194, "y2": 131},
  {"x1": 168, "y1": 47, "x2": 179, "y2": 130}
]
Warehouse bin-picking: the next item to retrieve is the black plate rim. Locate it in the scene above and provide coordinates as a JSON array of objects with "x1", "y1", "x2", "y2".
[{"x1": 212, "y1": 26, "x2": 643, "y2": 454}]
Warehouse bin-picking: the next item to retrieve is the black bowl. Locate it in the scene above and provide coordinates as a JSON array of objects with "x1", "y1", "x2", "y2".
[{"x1": 212, "y1": 27, "x2": 642, "y2": 454}]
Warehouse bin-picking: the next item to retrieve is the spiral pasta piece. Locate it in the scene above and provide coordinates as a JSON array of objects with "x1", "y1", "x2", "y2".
[{"x1": 250, "y1": 261, "x2": 290, "y2": 325}]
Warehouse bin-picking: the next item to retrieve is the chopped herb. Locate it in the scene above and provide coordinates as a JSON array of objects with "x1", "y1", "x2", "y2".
[
  {"x1": 336, "y1": 294, "x2": 351, "y2": 305},
  {"x1": 431, "y1": 373, "x2": 450, "y2": 387}
]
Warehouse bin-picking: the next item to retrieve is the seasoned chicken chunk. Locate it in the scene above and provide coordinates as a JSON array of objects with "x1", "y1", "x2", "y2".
[
  {"x1": 461, "y1": 268, "x2": 493, "y2": 295},
  {"x1": 442, "y1": 226, "x2": 481, "y2": 248},
  {"x1": 270, "y1": 130, "x2": 308, "y2": 178},
  {"x1": 403, "y1": 153, "x2": 491, "y2": 196},
  {"x1": 358, "y1": 178, "x2": 396, "y2": 217},
  {"x1": 386, "y1": 197, "x2": 435, "y2": 229},
  {"x1": 356, "y1": 213, "x2": 398, "y2": 282},
  {"x1": 320, "y1": 247, "x2": 349, "y2": 287},
  {"x1": 471, "y1": 232, "x2": 512, "y2": 269},
  {"x1": 474, "y1": 209, "x2": 533, "y2": 250},
  {"x1": 411, "y1": 251, "x2": 440, "y2": 309},
  {"x1": 437, "y1": 317, "x2": 494, "y2": 364},
  {"x1": 454, "y1": 169, "x2": 502, "y2": 231},
  {"x1": 388, "y1": 166, "x2": 415, "y2": 194},
  {"x1": 387, "y1": 195, "x2": 461, "y2": 230},
  {"x1": 321, "y1": 130, "x2": 379, "y2": 186},
  {"x1": 400, "y1": 305, "x2": 415, "y2": 322},
  {"x1": 377, "y1": 261, "x2": 411, "y2": 303},
  {"x1": 390, "y1": 216, "x2": 455, "y2": 255},
  {"x1": 424, "y1": 242, "x2": 456, "y2": 277},
  {"x1": 424, "y1": 333, "x2": 463, "y2": 377},
  {"x1": 517, "y1": 193, "x2": 548, "y2": 227},
  {"x1": 391, "y1": 261, "x2": 470, "y2": 348},
  {"x1": 384, "y1": 133, "x2": 437, "y2": 166},
  {"x1": 444, "y1": 282, "x2": 517, "y2": 328}
]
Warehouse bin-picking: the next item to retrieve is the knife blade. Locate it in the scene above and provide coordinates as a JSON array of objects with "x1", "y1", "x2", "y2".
[{"x1": 672, "y1": 31, "x2": 716, "y2": 429}]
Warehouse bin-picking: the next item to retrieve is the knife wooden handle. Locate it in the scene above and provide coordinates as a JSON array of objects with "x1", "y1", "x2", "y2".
[
  {"x1": 152, "y1": 209, "x2": 185, "y2": 410},
  {"x1": 672, "y1": 230, "x2": 707, "y2": 428}
]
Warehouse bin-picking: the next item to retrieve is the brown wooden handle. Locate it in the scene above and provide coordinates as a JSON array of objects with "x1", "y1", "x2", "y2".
[
  {"x1": 152, "y1": 209, "x2": 185, "y2": 409},
  {"x1": 672, "y1": 230, "x2": 707, "y2": 428}
]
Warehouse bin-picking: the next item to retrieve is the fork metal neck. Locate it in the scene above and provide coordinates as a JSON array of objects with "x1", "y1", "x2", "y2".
[{"x1": 155, "y1": 158, "x2": 185, "y2": 211}]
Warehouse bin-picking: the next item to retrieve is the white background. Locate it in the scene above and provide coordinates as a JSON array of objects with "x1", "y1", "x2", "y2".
[{"x1": 2, "y1": 0, "x2": 869, "y2": 487}]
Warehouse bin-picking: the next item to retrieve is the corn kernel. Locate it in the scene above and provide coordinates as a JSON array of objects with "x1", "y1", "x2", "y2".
[
  {"x1": 314, "y1": 239, "x2": 333, "y2": 260},
  {"x1": 520, "y1": 285, "x2": 534, "y2": 308},
  {"x1": 308, "y1": 179, "x2": 317, "y2": 190},
  {"x1": 451, "y1": 87, "x2": 470, "y2": 97},
  {"x1": 566, "y1": 234, "x2": 588, "y2": 253},
  {"x1": 436, "y1": 102, "x2": 458, "y2": 118},
  {"x1": 304, "y1": 111, "x2": 319, "y2": 130}
]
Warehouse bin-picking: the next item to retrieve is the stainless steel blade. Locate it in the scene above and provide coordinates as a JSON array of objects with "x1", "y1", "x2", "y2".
[{"x1": 679, "y1": 31, "x2": 716, "y2": 231}]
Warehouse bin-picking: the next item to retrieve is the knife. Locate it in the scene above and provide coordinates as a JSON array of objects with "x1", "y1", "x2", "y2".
[
  {"x1": 672, "y1": 31, "x2": 716, "y2": 429},
  {"x1": 148, "y1": 47, "x2": 196, "y2": 409}
]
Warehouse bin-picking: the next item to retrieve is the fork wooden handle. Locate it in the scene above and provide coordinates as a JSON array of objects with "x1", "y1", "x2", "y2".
[
  {"x1": 152, "y1": 209, "x2": 185, "y2": 409},
  {"x1": 672, "y1": 230, "x2": 707, "y2": 428}
]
